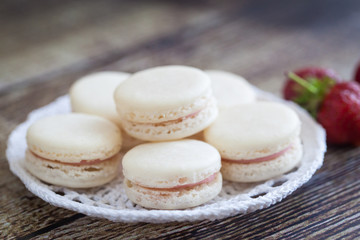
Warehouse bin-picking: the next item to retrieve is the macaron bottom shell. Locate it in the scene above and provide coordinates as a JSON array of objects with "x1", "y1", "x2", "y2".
[
  {"x1": 124, "y1": 172, "x2": 222, "y2": 210},
  {"x1": 121, "y1": 98, "x2": 218, "y2": 141},
  {"x1": 25, "y1": 150, "x2": 121, "y2": 188},
  {"x1": 221, "y1": 138, "x2": 303, "y2": 182}
]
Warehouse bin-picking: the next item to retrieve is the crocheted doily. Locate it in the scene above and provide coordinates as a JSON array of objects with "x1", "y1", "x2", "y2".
[{"x1": 6, "y1": 88, "x2": 326, "y2": 223}]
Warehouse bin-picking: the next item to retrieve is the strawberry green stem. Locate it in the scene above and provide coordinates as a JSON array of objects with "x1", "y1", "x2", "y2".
[{"x1": 288, "y1": 72, "x2": 318, "y2": 94}]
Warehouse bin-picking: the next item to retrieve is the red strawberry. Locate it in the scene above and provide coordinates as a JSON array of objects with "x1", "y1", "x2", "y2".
[
  {"x1": 317, "y1": 82, "x2": 360, "y2": 145},
  {"x1": 354, "y1": 61, "x2": 360, "y2": 84},
  {"x1": 284, "y1": 69, "x2": 360, "y2": 145},
  {"x1": 283, "y1": 67, "x2": 341, "y2": 102}
]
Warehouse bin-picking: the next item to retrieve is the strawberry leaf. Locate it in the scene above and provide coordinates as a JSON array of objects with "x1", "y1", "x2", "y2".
[{"x1": 288, "y1": 72, "x2": 336, "y2": 118}]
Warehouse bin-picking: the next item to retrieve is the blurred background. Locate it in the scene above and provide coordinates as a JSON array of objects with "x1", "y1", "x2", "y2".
[{"x1": 1, "y1": 0, "x2": 360, "y2": 94}]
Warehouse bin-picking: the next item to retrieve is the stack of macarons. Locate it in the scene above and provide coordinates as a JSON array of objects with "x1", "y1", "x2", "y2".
[
  {"x1": 70, "y1": 71, "x2": 143, "y2": 150},
  {"x1": 24, "y1": 65, "x2": 303, "y2": 210}
]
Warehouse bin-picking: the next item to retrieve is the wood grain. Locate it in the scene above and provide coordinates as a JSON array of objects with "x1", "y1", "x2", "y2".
[
  {"x1": 0, "y1": 0, "x2": 237, "y2": 89},
  {"x1": 1, "y1": 0, "x2": 360, "y2": 239}
]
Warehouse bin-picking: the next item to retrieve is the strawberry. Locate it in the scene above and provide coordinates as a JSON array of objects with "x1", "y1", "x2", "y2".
[
  {"x1": 283, "y1": 68, "x2": 340, "y2": 118},
  {"x1": 284, "y1": 69, "x2": 360, "y2": 145},
  {"x1": 354, "y1": 61, "x2": 360, "y2": 84},
  {"x1": 283, "y1": 67, "x2": 341, "y2": 103},
  {"x1": 317, "y1": 82, "x2": 360, "y2": 145}
]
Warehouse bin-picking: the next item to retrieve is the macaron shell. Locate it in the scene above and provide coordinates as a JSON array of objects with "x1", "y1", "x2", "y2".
[
  {"x1": 114, "y1": 65, "x2": 212, "y2": 115},
  {"x1": 27, "y1": 113, "x2": 122, "y2": 163},
  {"x1": 124, "y1": 172, "x2": 222, "y2": 209},
  {"x1": 70, "y1": 71, "x2": 130, "y2": 124},
  {"x1": 25, "y1": 150, "x2": 120, "y2": 188},
  {"x1": 205, "y1": 70, "x2": 256, "y2": 108},
  {"x1": 221, "y1": 138, "x2": 302, "y2": 182},
  {"x1": 204, "y1": 102, "x2": 301, "y2": 160},
  {"x1": 122, "y1": 140, "x2": 221, "y2": 188}
]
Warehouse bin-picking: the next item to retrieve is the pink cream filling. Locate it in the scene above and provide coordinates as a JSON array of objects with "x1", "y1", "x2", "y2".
[
  {"x1": 184, "y1": 109, "x2": 202, "y2": 120},
  {"x1": 222, "y1": 145, "x2": 292, "y2": 164},
  {"x1": 30, "y1": 150, "x2": 114, "y2": 166},
  {"x1": 155, "y1": 109, "x2": 202, "y2": 125},
  {"x1": 140, "y1": 172, "x2": 217, "y2": 191}
]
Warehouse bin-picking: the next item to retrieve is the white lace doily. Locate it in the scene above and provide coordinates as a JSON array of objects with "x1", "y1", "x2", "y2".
[{"x1": 6, "y1": 88, "x2": 326, "y2": 223}]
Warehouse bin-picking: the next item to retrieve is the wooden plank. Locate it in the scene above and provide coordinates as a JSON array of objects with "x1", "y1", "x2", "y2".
[
  {"x1": 0, "y1": 0, "x2": 238, "y2": 89},
  {"x1": 0, "y1": 179, "x2": 81, "y2": 239},
  {"x1": 105, "y1": 0, "x2": 360, "y2": 96},
  {"x1": 0, "y1": 117, "x2": 20, "y2": 189}
]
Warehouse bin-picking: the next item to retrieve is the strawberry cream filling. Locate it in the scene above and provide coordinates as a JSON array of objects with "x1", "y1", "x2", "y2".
[
  {"x1": 222, "y1": 145, "x2": 293, "y2": 164},
  {"x1": 29, "y1": 150, "x2": 115, "y2": 166},
  {"x1": 136, "y1": 172, "x2": 218, "y2": 191},
  {"x1": 152, "y1": 109, "x2": 203, "y2": 126}
]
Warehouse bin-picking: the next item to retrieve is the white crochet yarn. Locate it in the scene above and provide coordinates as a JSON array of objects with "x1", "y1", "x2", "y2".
[{"x1": 6, "y1": 88, "x2": 326, "y2": 223}]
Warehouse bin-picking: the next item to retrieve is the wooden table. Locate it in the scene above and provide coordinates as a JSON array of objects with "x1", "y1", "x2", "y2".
[{"x1": 1, "y1": 0, "x2": 360, "y2": 239}]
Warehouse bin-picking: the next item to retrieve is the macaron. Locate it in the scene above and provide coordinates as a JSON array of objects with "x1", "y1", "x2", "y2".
[
  {"x1": 25, "y1": 113, "x2": 122, "y2": 188},
  {"x1": 204, "y1": 102, "x2": 302, "y2": 182},
  {"x1": 122, "y1": 140, "x2": 222, "y2": 209},
  {"x1": 69, "y1": 71, "x2": 143, "y2": 150},
  {"x1": 114, "y1": 65, "x2": 218, "y2": 141},
  {"x1": 70, "y1": 71, "x2": 130, "y2": 124},
  {"x1": 205, "y1": 70, "x2": 256, "y2": 109}
]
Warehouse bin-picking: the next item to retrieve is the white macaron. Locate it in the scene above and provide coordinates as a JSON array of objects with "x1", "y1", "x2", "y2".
[
  {"x1": 114, "y1": 66, "x2": 218, "y2": 141},
  {"x1": 70, "y1": 71, "x2": 130, "y2": 124},
  {"x1": 25, "y1": 113, "x2": 122, "y2": 188},
  {"x1": 122, "y1": 140, "x2": 222, "y2": 209},
  {"x1": 204, "y1": 102, "x2": 302, "y2": 182},
  {"x1": 205, "y1": 70, "x2": 256, "y2": 109}
]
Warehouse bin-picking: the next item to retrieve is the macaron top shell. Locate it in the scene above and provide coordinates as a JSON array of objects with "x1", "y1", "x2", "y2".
[
  {"x1": 70, "y1": 71, "x2": 130, "y2": 124},
  {"x1": 114, "y1": 66, "x2": 212, "y2": 117},
  {"x1": 122, "y1": 140, "x2": 221, "y2": 188},
  {"x1": 27, "y1": 113, "x2": 122, "y2": 163},
  {"x1": 204, "y1": 102, "x2": 301, "y2": 160},
  {"x1": 206, "y1": 70, "x2": 256, "y2": 108}
]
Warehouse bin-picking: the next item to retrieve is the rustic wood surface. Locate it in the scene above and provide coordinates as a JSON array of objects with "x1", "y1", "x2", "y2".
[{"x1": 1, "y1": 0, "x2": 360, "y2": 239}]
